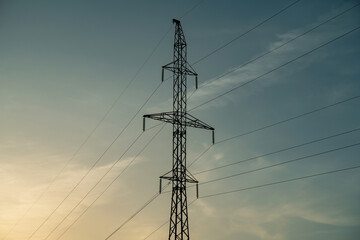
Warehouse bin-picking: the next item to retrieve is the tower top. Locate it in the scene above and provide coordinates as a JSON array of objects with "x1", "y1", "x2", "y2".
[{"x1": 172, "y1": 19, "x2": 180, "y2": 24}]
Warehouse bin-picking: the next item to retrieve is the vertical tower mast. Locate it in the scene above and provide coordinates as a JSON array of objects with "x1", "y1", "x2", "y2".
[{"x1": 143, "y1": 19, "x2": 214, "y2": 240}]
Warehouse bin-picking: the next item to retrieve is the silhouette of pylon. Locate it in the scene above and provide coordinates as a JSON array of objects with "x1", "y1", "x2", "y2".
[{"x1": 143, "y1": 19, "x2": 214, "y2": 240}]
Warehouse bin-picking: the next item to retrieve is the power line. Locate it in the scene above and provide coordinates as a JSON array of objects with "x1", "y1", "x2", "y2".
[
  {"x1": 192, "y1": 0, "x2": 302, "y2": 65},
  {"x1": 104, "y1": 182, "x2": 171, "y2": 240},
  {"x1": 189, "y1": 25, "x2": 360, "y2": 112},
  {"x1": 188, "y1": 2, "x2": 360, "y2": 99},
  {"x1": 162, "y1": 139, "x2": 360, "y2": 195},
  {"x1": 199, "y1": 142, "x2": 360, "y2": 185},
  {"x1": 200, "y1": 165, "x2": 360, "y2": 198},
  {"x1": 219, "y1": 98, "x2": 360, "y2": 145},
  {"x1": 142, "y1": 165, "x2": 360, "y2": 238},
  {"x1": 55, "y1": 124, "x2": 166, "y2": 240},
  {"x1": 194, "y1": 127, "x2": 360, "y2": 175},
  {"x1": 188, "y1": 95, "x2": 360, "y2": 168}
]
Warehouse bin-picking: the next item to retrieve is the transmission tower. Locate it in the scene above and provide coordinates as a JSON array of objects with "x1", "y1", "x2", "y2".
[{"x1": 143, "y1": 19, "x2": 214, "y2": 240}]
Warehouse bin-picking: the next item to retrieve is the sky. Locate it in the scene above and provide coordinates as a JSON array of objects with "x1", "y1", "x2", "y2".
[{"x1": 0, "y1": 0, "x2": 360, "y2": 239}]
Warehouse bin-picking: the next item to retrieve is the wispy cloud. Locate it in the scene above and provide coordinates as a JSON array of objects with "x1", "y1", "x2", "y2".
[{"x1": 188, "y1": 12, "x2": 359, "y2": 111}]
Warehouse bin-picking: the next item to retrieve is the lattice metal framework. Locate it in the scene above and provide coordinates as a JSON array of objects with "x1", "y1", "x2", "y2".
[{"x1": 143, "y1": 19, "x2": 214, "y2": 240}]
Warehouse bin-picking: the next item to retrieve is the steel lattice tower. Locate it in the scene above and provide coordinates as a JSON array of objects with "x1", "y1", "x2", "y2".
[{"x1": 143, "y1": 19, "x2": 214, "y2": 240}]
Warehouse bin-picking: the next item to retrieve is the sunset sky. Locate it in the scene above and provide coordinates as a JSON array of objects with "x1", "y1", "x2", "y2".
[{"x1": 1, "y1": 0, "x2": 360, "y2": 239}]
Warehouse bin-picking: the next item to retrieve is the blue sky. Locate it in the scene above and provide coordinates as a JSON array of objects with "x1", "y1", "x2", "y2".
[{"x1": 0, "y1": 0, "x2": 359, "y2": 239}]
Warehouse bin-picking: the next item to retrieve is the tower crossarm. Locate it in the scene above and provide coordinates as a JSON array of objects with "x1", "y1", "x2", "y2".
[
  {"x1": 143, "y1": 111, "x2": 175, "y2": 126},
  {"x1": 185, "y1": 113, "x2": 214, "y2": 131},
  {"x1": 143, "y1": 112, "x2": 214, "y2": 131},
  {"x1": 162, "y1": 61, "x2": 197, "y2": 75},
  {"x1": 162, "y1": 61, "x2": 177, "y2": 73}
]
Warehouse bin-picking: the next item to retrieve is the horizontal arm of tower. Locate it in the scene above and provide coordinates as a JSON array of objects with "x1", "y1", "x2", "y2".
[
  {"x1": 143, "y1": 112, "x2": 214, "y2": 131},
  {"x1": 162, "y1": 61, "x2": 197, "y2": 76},
  {"x1": 160, "y1": 170, "x2": 198, "y2": 184},
  {"x1": 143, "y1": 111, "x2": 177, "y2": 126},
  {"x1": 162, "y1": 61, "x2": 176, "y2": 71},
  {"x1": 185, "y1": 113, "x2": 214, "y2": 130},
  {"x1": 183, "y1": 113, "x2": 216, "y2": 144},
  {"x1": 160, "y1": 176, "x2": 198, "y2": 184}
]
